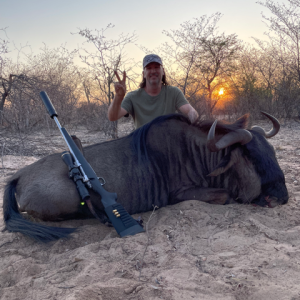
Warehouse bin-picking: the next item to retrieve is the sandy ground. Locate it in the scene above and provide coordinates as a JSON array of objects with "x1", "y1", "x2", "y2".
[{"x1": 1, "y1": 119, "x2": 300, "y2": 300}]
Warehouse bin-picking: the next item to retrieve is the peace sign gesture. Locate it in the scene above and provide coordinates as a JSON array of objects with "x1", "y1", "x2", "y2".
[{"x1": 114, "y1": 70, "x2": 127, "y2": 99}]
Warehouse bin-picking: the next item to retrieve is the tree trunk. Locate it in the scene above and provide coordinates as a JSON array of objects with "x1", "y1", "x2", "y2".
[{"x1": 111, "y1": 120, "x2": 118, "y2": 139}]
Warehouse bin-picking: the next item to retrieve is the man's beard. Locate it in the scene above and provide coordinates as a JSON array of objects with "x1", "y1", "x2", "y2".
[{"x1": 148, "y1": 74, "x2": 161, "y2": 86}]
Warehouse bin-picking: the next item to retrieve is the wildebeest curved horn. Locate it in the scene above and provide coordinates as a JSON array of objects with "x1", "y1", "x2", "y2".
[
  {"x1": 251, "y1": 111, "x2": 280, "y2": 138},
  {"x1": 207, "y1": 120, "x2": 253, "y2": 152}
]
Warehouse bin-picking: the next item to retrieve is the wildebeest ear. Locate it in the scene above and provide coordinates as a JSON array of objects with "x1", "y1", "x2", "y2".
[
  {"x1": 233, "y1": 114, "x2": 249, "y2": 129},
  {"x1": 207, "y1": 149, "x2": 239, "y2": 177}
]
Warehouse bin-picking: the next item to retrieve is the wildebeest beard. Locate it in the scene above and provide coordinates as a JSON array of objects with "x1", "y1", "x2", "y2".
[{"x1": 241, "y1": 131, "x2": 288, "y2": 207}]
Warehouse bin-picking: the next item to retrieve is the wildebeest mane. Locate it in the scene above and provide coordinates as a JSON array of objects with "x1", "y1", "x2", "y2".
[
  {"x1": 129, "y1": 113, "x2": 249, "y2": 163},
  {"x1": 129, "y1": 114, "x2": 187, "y2": 163}
]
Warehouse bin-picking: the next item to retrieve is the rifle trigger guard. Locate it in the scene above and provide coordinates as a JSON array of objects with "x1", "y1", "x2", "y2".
[{"x1": 98, "y1": 177, "x2": 106, "y2": 186}]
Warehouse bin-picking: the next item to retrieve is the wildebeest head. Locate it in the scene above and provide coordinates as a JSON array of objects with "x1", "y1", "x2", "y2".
[{"x1": 207, "y1": 112, "x2": 288, "y2": 207}]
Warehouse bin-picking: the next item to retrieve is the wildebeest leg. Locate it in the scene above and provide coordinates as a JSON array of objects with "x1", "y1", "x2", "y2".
[{"x1": 172, "y1": 187, "x2": 231, "y2": 205}]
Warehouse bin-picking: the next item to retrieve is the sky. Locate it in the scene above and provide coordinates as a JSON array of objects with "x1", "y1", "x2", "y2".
[{"x1": 0, "y1": 0, "x2": 286, "y2": 67}]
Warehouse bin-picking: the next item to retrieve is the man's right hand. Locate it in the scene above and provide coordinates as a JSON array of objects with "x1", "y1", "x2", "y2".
[
  {"x1": 108, "y1": 70, "x2": 129, "y2": 121},
  {"x1": 114, "y1": 70, "x2": 126, "y2": 99}
]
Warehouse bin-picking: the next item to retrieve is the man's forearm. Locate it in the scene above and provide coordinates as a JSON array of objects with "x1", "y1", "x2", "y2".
[
  {"x1": 179, "y1": 104, "x2": 199, "y2": 124},
  {"x1": 188, "y1": 108, "x2": 199, "y2": 124},
  {"x1": 108, "y1": 94, "x2": 124, "y2": 121}
]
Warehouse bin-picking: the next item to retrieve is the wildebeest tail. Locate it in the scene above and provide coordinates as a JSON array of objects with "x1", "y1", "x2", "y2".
[{"x1": 3, "y1": 179, "x2": 76, "y2": 242}]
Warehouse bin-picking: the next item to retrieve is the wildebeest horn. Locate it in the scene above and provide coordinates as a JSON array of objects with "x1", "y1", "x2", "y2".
[
  {"x1": 251, "y1": 111, "x2": 280, "y2": 138},
  {"x1": 207, "y1": 120, "x2": 253, "y2": 152}
]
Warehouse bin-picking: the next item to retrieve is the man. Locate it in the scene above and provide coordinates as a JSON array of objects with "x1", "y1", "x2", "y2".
[{"x1": 108, "y1": 54, "x2": 198, "y2": 128}]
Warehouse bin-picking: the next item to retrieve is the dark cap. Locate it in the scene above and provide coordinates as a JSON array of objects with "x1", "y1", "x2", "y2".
[{"x1": 143, "y1": 54, "x2": 163, "y2": 68}]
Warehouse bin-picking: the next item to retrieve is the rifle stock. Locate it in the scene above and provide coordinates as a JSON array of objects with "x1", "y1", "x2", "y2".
[{"x1": 39, "y1": 91, "x2": 144, "y2": 237}]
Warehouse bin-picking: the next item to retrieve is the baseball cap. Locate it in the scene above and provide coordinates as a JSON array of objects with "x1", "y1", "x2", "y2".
[{"x1": 143, "y1": 54, "x2": 163, "y2": 68}]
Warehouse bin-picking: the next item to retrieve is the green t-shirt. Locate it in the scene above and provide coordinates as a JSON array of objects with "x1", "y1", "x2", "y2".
[{"x1": 121, "y1": 85, "x2": 189, "y2": 128}]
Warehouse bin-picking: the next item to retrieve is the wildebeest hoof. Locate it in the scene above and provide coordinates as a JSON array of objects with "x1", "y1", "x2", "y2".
[{"x1": 135, "y1": 217, "x2": 144, "y2": 227}]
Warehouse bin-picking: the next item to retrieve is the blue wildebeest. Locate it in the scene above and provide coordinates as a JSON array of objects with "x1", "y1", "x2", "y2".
[{"x1": 3, "y1": 113, "x2": 288, "y2": 242}]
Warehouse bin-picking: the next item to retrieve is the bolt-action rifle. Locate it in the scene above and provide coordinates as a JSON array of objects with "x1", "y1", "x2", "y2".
[{"x1": 40, "y1": 91, "x2": 144, "y2": 237}]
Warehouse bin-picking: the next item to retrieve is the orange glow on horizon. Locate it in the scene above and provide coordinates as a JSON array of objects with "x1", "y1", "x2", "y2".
[{"x1": 214, "y1": 87, "x2": 234, "y2": 110}]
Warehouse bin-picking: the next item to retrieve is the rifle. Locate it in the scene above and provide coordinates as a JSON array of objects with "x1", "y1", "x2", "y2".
[{"x1": 39, "y1": 91, "x2": 144, "y2": 237}]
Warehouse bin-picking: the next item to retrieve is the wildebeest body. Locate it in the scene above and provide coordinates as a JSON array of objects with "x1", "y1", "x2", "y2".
[{"x1": 3, "y1": 114, "x2": 288, "y2": 241}]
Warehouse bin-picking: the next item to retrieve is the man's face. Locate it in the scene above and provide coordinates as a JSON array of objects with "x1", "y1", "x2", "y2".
[{"x1": 143, "y1": 62, "x2": 164, "y2": 86}]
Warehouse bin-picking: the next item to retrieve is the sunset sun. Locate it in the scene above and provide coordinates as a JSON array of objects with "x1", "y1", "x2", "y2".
[{"x1": 219, "y1": 88, "x2": 224, "y2": 95}]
